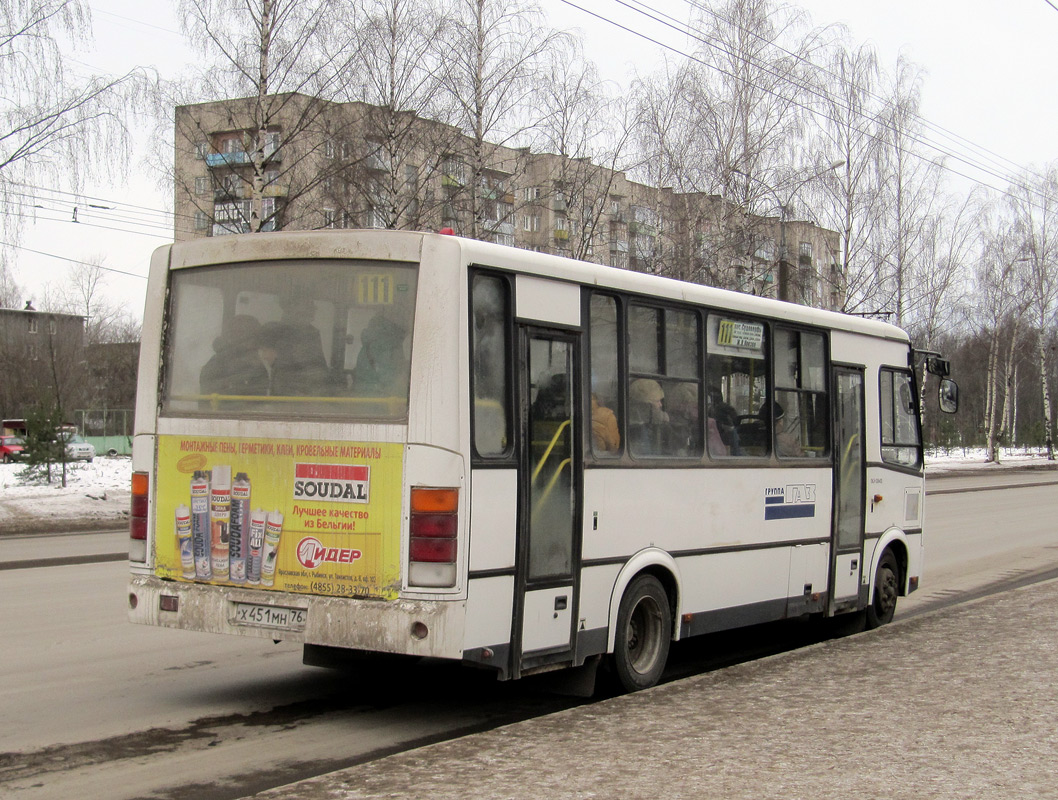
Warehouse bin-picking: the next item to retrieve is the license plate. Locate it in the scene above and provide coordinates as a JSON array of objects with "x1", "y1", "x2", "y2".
[{"x1": 232, "y1": 602, "x2": 307, "y2": 630}]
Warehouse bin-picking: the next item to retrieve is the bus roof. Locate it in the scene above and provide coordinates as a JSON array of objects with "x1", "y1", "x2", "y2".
[{"x1": 159, "y1": 229, "x2": 909, "y2": 345}]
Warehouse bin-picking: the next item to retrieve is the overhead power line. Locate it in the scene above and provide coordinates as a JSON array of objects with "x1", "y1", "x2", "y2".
[
  {"x1": 560, "y1": 0, "x2": 1058, "y2": 210},
  {"x1": 0, "y1": 240, "x2": 149, "y2": 280}
]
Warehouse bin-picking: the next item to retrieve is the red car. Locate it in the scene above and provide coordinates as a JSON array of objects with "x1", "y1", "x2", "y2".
[{"x1": 1, "y1": 435, "x2": 25, "y2": 462}]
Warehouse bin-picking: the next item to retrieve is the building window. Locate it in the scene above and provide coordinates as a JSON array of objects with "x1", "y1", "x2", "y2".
[
  {"x1": 261, "y1": 197, "x2": 277, "y2": 231},
  {"x1": 523, "y1": 186, "x2": 540, "y2": 202},
  {"x1": 48, "y1": 320, "x2": 57, "y2": 335},
  {"x1": 194, "y1": 141, "x2": 208, "y2": 159},
  {"x1": 195, "y1": 176, "x2": 210, "y2": 195},
  {"x1": 324, "y1": 139, "x2": 335, "y2": 159},
  {"x1": 522, "y1": 215, "x2": 539, "y2": 232},
  {"x1": 799, "y1": 241, "x2": 813, "y2": 259},
  {"x1": 27, "y1": 344, "x2": 38, "y2": 360},
  {"x1": 322, "y1": 208, "x2": 336, "y2": 229},
  {"x1": 28, "y1": 318, "x2": 38, "y2": 334},
  {"x1": 194, "y1": 211, "x2": 209, "y2": 230},
  {"x1": 264, "y1": 130, "x2": 280, "y2": 154}
]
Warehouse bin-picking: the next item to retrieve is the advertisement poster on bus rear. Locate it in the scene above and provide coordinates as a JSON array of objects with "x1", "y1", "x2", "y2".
[{"x1": 153, "y1": 435, "x2": 404, "y2": 600}]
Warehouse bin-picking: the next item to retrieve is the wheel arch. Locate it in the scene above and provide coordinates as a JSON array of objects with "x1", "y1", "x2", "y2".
[
  {"x1": 869, "y1": 529, "x2": 909, "y2": 603},
  {"x1": 606, "y1": 548, "x2": 681, "y2": 652}
]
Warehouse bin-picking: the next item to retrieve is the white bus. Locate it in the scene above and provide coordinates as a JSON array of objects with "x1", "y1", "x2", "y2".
[{"x1": 127, "y1": 229, "x2": 957, "y2": 692}]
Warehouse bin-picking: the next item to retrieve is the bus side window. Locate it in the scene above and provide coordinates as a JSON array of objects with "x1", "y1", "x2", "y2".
[
  {"x1": 706, "y1": 314, "x2": 768, "y2": 457},
  {"x1": 471, "y1": 274, "x2": 510, "y2": 457},
  {"x1": 589, "y1": 294, "x2": 621, "y2": 457},
  {"x1": 627, "y1": 304, "x2": 701, "y2": 458},
  {"x1": 773, "y1": 328, "x2": 829, "y2": 458},
  {"x1": 880, "y1": 368, "x2": 921, "y2": 468}
]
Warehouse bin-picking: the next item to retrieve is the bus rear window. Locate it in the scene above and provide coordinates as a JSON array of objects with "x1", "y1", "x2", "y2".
[{"x1": 161, "y1": 259, "x2": 418, "y2": 420}]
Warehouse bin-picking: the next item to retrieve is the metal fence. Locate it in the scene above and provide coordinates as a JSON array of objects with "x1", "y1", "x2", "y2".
[{"x1": 73, "y1": 409, "x2": 134, "y2": 456}]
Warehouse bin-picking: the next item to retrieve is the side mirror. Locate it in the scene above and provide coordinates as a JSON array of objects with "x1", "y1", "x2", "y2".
[
  {"x1": 938, "y1": 378, "x2": 959, "y2": 414},
  {"x1": 925, "y1": 356, "x2": 951, "y2": 377}
]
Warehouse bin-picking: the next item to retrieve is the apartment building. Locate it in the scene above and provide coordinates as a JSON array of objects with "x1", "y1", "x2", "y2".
[
  {"x1": 174, "y1": 93, "x2": 842, "y2": 309},
  {"x1": 0, "y1": 306, "x2": 87, "y2": 420}
]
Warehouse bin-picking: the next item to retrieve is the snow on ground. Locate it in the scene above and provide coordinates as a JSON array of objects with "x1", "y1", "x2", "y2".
[
  {"x1": 0, "y1": 448, "x2": 1055, "y2": 534},
  {"x1": 0, "y1": 457, "x2": 133, "y2": 533}
]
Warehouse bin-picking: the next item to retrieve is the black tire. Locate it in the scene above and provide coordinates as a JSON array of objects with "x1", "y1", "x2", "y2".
[
  {"x1": 613, "y1": 574, "x2": 671, "y2": 692},
  {"x1": 866, "y1": 550, "x2": 899, "y2": 629}
]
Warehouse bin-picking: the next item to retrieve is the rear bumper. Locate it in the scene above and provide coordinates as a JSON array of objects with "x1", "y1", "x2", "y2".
[{"x1": 127, "y1": 574, "x2": 466, "y2": 659}]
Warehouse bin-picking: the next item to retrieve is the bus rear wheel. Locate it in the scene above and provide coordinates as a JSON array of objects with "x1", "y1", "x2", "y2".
[
  {"x1": 613, "y1": 574, "x2": 671, "y2": 692},
  {"x1": 866, "y1": 550, "x2": 899, "y2": 629}
]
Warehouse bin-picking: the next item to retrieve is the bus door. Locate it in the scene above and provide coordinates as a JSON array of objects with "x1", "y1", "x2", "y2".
[
  {"x1": 830, "y1": 367, "x2": 866, "y2": 614},
  {"x1": 512, "y1": 328, "x2": 581, "y2": 677}
]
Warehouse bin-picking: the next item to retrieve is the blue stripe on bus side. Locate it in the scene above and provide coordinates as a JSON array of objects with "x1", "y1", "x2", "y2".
[{"x1": 764, "y1": 504, "x2": 816, "y2": 520}]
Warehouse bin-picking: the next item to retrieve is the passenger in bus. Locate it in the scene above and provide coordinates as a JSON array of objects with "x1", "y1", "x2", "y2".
[
  {"x1": 352, "y1": 314, "x2": 409, "y2": 397},
  {"x1": 199, "y1": 315, "x2": 269, "y2": 398},
  {"x1": 707, "y1": 384, "x2": 740, "y2": 454},
  {"x1": 766, "y1": 401, "x2": 802, "y2": 457},
  {"x1": 591, "y1": 393, "x2": 620, "y2": 453},
  {"x1": 265, "y1": 292, "x2": 331, "y2": 396},
  {"x1": 629, "y1": 378, "x2": 669, "y2": 455},
  {"x1": 666, "y1": 383, "x2": 702, "y2": 456}
]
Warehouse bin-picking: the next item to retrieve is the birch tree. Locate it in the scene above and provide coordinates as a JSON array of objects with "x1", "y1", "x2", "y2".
[
  {"x1": 811, "y1": 41, "x2": 884, "y2": 312},
  {"x1": 631, "y1": 0, "x2": 828, "y2": 292},
  {"x1": 1, "y1": 0, "x2": 140, "y2": 248},
  {"x1": 1008, "y1": 166, "x2": 1058, "y2": 459},
  {"x1": 173, "y1": 0, "x2": 351, "y2": 234},
  {"x1": 872, "y1": 55, "x2": 944, "y2": 326},
  {"x1": 329, "y1": 0, "x2": 460, "y2": 230},
  {"x1": 436, "y1": 0, "x2": 567, "y2": 240},
  {"x1": 534, "y1": 39, "x2": 631, "y2": 263}
]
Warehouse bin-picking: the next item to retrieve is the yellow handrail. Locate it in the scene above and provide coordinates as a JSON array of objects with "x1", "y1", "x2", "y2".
[
  {"x1": 531, "y1": 418, "x2": 571, "y2": 483},
  {"x1": 533, "y1": 458, "x2": 571, "y2": 516}
]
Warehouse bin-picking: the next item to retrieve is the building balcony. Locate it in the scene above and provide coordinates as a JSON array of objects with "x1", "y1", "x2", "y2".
[
  {"x1": 205, "y1": 143, "x2": 280, "y2": 169},
  {"x1": 214, "y1": 186, "x2": 243, "y2": 201},
  {"x1": 554, "y1": 229, "x2": 570, "y2": 241},
  {"x1": 262, "y1": 183, "x2": 289, "y2": 198}
]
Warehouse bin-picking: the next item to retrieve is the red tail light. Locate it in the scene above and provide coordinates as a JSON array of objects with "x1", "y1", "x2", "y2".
[
  {"x1": 130, "y1": 471, "x2": 149, "y2": 541},
  {"x1": 409, "y1": 487, "x2": 458, "y2": 587}
]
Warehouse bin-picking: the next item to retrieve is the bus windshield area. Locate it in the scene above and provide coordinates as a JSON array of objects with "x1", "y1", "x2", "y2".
[{"x1": 161, "y1": 258, "x2": 418, "y2": 420}]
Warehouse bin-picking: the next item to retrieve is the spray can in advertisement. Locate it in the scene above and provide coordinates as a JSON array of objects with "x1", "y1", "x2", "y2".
[
  {"x1": 175, "y1": 504, "x2": 195, "y2": 579},
  {"x1": 228, "y1": 472, "x2": 251, "y2": 583},
  {"x1": 246, "y1": 509, "x2": 267, "y2": 584},
  {"x1": 260, "y1": 509, "x2": 283, "y2": 587},
  {"x1": 210, "y1": 465, "x2": 232, "y2": 579},
  {"x1": 190, "y1": 471, "x2": 212, "y2": 580}
]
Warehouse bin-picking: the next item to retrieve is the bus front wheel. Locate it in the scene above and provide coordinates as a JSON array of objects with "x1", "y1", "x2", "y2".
[
  {"x1": 613, "y1": 574, "x2": 671, "y2": 692},
  {"x1": 866, "y1": 550, "x2": 899, "y2": 629}
]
